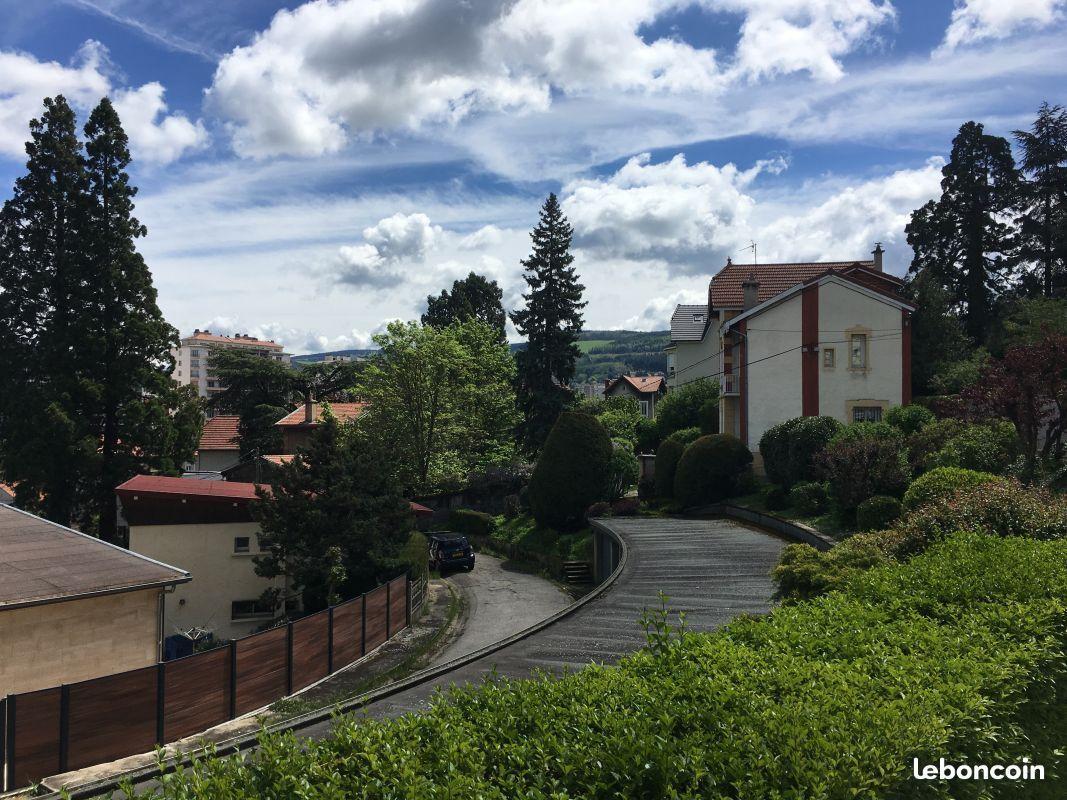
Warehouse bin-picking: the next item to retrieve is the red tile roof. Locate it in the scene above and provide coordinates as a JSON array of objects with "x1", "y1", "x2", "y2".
[
  {"x1": 183, "y1": 331, "x2": 284, "y2": 350},
  {"x1": 607, "y1": 375, "x2": 665, "y2": 395},
  {"x1": 709, "y1": 259, "x2": 900, "y2": 308},
  {"x1": 275, "y1": 402, "x2": 369, "y2": 427},
  {"x1": 199, "y1": 415, "x2": 241, "y2": 451},
  {"x1": 262, "y1": 454, "x2": 295, "y2": 465}
]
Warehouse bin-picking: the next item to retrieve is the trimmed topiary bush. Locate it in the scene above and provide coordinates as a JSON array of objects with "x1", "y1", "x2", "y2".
[
  {"x1": 788, "y1": 481, "x2": 829, "y2": 516},
  {"x1": 448, "y1": 508, "x2": 495, "y2": 537},
  {"x1": 759, "y1": 415, "x2": 843, "y2": 489},
  {"x1": 818, "y1": 436, "x2": 911, "y2": 513},
  {"x1": 902, "y1": 466, "x2": 1002, "y2": 511},
  {"x1": 856, "y1": 495, "x2": 902, "y2": 532},
  {"x1": 884, "y1": 404, "x2": 935, "y2": 435},
  {"x1": 759, "y1": 418, "x2": 802, "y2": 487},
  {"x1": 528, "y1": 412, "x2": 613, "y2": 529},
  {"x1": 653, "y1": 427, "x2": 702, "y2": 499},
  {"x1": 929, "y1": 420, "x2": 1019, "y2": 475},
  {"x1": 763, "y1": 484, "x2": 790, "y2": 511},
  {"x1": 698, "y1": 399, "x2": 719, "y2": 434},
  {"x1": 673, "y1": 434, "x2": 753, "y2": 508}
]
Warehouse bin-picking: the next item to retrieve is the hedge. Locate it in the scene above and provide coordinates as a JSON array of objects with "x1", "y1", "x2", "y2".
[
  {"x1": 929, "y1": 420, "x2": 1019, "y2": 475},
  {"x1": 673, "y1": 434, "x2": 752, "y2": 507},
  {"x1": 131, "y1": 531, "x2": 1067, "y2": 798},
  {"x1": 788, "y1": 481, "x2": 829, "y2": 516},
  {"x1": 856, "y1": 495, "x2": 902, "y2": 532},
  {"x1": 818, "y1": 435, "x2": 911, "y2": 512},
  {"x1": 447, "y1": 508, "x2": 495, "y2": 537},
  {"x1": 653, "y1": 427, "x2": 702, "y2": 499},
  {"x1": 902, "y1": 466, "x2": 1002, "y2": 511},
  {"x1": 884, "y1": 403, "x2": 935, "y2": 435},
  {"x1": 528, "y1": 412, "x2": 613, "y2": 529},
  {"x1": 758, "y1": 415, "x2": 842, "y2": 489}
]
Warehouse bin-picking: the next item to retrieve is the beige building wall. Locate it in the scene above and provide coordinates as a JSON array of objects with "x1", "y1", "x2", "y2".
[
  {"x1": 666, "y1": 311, "x2": 720, "y2": 390},
  {"x1": 818, "y1": 280, "x2": 903, "y2": 422},
  {"x1": 129, "y1": 521, "x2": 286, "y2": 641},
  {"x1": 745, "y1": 296, "x2": 804, "y2": 451},
  {"x1": 0, "y1": 589, "x2": 160, "y2": 696}
]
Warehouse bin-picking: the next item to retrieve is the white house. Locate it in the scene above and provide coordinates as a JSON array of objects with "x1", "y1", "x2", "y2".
[{"x1": 666, "y1": 246, "x2": 913, "y2": 464}]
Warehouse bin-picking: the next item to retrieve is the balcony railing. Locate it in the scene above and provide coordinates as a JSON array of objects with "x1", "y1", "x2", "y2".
[{"x1": 721, "y1": 373, "x2": 739, "y2": 395}]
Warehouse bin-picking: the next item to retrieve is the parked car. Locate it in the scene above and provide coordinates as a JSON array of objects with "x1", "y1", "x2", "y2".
[{"x1": 428, "y1": 532, "x2": 475, "y2": 572}]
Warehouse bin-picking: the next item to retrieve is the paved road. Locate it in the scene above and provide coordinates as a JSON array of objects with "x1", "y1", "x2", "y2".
[
  {"x1": 305, "y1": 516, "x2": 787, "y2": 728},
  {"x1": 432, "y1": 554, "x2": 573, "y2": 665}
]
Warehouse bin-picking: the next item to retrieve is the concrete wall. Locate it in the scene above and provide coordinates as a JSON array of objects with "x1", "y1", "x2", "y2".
[
  {"x1": 0, "y1": 589, "x2": 161, "y2": 696},
  {"x1": 194, "y1": 448, "x2": 241, "y2": 473},
  {"x1": 745, "y1": 296, "x2": 803, "y2": 450},
  {"x1": 129, "y1": 521, "x2": 286, "y2": 641},
  {"x1": 818, "y1": 280, "x2": 903, "y2": 422}
]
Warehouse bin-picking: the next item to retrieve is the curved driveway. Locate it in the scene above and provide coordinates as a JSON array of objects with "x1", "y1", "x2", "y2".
[{"x1": 306, "y1": 516, "x2": 787, "y2": 728}]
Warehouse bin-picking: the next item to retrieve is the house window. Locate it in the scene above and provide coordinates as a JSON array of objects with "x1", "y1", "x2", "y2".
[
  {"x1": 233, "y1": 536, "x2": 250, "y2": 553},
  {"x1": 823, "y1": 347, "x2": 835, "y2": 368},
  {"x1": 852, "y1": 406, "x2": 883, "y2": 423},
  {"x1": 231, "y1": 599, "x2": 274, "y2": 620},
  {"x1": 639, "y1": 400, "x2": 650, "y2": 417},
  {"x1": 849, "y1": 334, "x2": 868, "y2": 369}
]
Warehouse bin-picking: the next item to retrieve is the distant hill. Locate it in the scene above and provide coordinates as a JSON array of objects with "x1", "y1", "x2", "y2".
[{"x1": 295, "y1": 330, "x2": 669, "y2": 383}]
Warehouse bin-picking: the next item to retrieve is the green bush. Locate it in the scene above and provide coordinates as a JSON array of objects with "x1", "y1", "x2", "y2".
[
  {"x1": 673, "y1": 434, "x2": 752, "y2": 508},
  {"x1": 884, "y1": 403, "x2": 935, "y2": 435},
  {"x1": 503, "y1": 494, "x2": 520, "y2": 519},
  {"x1": 136, "y1": 531, "x2": 1067, "y2": 799},
  {"x1": 634, "y1": 416, "x2": 659, "y2": 454},
  {"x1": 585, "y1": 501, "x2": 611, "y2": 519},
  {"x1": 653, "y1": 427, "x2": 702, "y2": 499},
  {"x1": 763, "y1": 484, "x2": 790, "y2": 511},
  {"x1": 772, "y1": 538, "x2": 890, "y2": 602},
  {"x1": 930, "y1": 419, "x2": 1019, "y2": 474},
  {"x1": 905, "y1": 418, "x2": 965, "y2": 473},
  {"x1": 448, "y1": 508, "x2": 495, "y2": 537},
  {"x1": 759, "y1": 415, "x2": 842, "y2": 489},
  {"x1": 654, "y1": 380, "x2": 718, "y2": 438},
  {"x1": 829, "y1": 420, "x2": 903, "y2": 444},
  {"x1": 902, "y1": 466, "x2": 1002, "y2": 511},
  {"x1": 606, "y1": 440, "x2": 640, "y2": 500},
  {"x1": 788, "y1": 481, "x2": 829, "y2": 516},
  {"x1": 399, "y1": 530, "x2": 429, "y2": 583},
  {"x1": 637, "y1": 476, "x2": 656, "y2": 502},
  {"x1": 528, "y1": 412, "x2": 613, "y2": 529},
  {"x1": 818, "y1": 436, "x2": 911, "y2": 512},
  {"x1": 697, "y1": 399, "x2": 718, "y2": 434},
  {"x1": 856, "y1": 495, "x2": 902, "y2": 532}
]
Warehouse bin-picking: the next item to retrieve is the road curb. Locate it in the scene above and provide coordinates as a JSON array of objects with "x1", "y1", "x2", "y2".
[{"x1": 32, "y1": 521, "x2": 629, "y2": 800}]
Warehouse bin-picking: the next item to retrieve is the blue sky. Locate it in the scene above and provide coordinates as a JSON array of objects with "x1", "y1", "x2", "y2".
[{"x1": 1, "y1": 0, "x2": 1065, "y2": 352}]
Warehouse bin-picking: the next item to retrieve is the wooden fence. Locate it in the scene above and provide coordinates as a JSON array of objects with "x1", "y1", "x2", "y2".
[{"x1": 1, "y1": 574, "x2": 410, "y2": 791}]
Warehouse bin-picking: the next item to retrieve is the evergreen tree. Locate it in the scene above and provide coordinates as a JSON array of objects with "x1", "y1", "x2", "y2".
[
  {"x1": 1014, "y1": 102, "x2": 1067, "y2": 298},
  {"x1": 510, "y1": 194, "x2": 586, "y2": 453},
  {"x1": 904, "y1": 270, "x2": 973, "y2": 396},
  {"x1": 422, "y1": 271, "x2": 507, "y2": 343},
  {"x1": 906, "y1": 121, "x2": 1021, "y2": 343}
]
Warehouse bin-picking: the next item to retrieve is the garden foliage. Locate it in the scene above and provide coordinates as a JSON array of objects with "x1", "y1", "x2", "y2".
[
  {"x1": 528, "y1": 412, "x2": 612, "y2": 529},
  {"x1": 673, "y1": 434, "x2": 752, "y2": 508}
]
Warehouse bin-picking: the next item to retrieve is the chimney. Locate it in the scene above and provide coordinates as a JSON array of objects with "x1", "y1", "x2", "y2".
[
  {"x1": 304, "y1": 397, "x2": 314, "y2": 424},
  {"x1": 742, "y1": 272, "x2": 760, "y2": 310},
  {"x1": 872, "y1": 242, "x2": 884, "y2": 272}
]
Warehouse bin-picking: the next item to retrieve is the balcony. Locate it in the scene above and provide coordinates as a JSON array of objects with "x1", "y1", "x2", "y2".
[{"x1": 721, "y1": 372, "x2": 739, "y2": 395}]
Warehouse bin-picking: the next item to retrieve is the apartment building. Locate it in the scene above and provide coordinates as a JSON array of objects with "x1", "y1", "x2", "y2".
[{"x1": 172, "y1": 329, "x2": 291, "y2": 399}]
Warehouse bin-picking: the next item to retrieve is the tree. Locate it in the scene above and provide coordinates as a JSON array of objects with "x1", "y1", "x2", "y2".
[
  {"x1": 357, "y1": 320, "x2": 518, "y2": 493},
  {"x1": 422, "y1": 272, "x2": 507, "y2": 343},
  {"x1": 904, "y1": 269, "x2": 973, "y2": 395},
  {"x1": 527, "y1": 412, "x2": 612, "y2": 529},
  {"x1": 254, "y1": 412, "x2": 414, "y2": 612},
  {"x1": 1014, "y1": 103, "x2": 1067, "y2": 298},
  {"x1": 906, "y1": 121, "x2": 1021, "y2": 342},
  {"x1": 510, "y1": 194, "x2": 586, "y2": 453},
  {"x1": 655, "y1": 380, "x2": 719, "y2": 439}
]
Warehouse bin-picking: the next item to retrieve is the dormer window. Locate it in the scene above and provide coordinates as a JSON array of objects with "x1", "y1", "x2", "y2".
[{"x1": 693, "y1": 314, "x2": 705, "y2": 324}]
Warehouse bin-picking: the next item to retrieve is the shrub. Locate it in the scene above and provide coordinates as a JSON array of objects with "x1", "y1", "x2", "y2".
[
  {"x1": 673, "y1": 434, "x2": 753, "y2": 508},
  {"x1": 759, "y1": 415, "x2": 842, "y2": 488},
  {"x1": 518, "y1": 485, "x2": 530, "y2": 510},
  {"x1": 905, "y1": 418, "x2": 964, "y2": 473},
  {"x1": 818, "y1": 436, "x2": 910, "y2": 512},
  {"x1": 856, "y1": 495, "x2": 902, "y2": 532},
  {"x1": 448, "y1": 508, "x2": 495, "y2": 537},
  {"x1": 637, "y1": 476, "x2": 656, "y2": 502},
  {"x1": 399, "y1": 530, "x2": 429, "y2": 583},
  {"x1": 902, "y1": 466, "x2": 1002, "y2": 512},
  {"x1": 829, "y1": 421, "x2": 902, "y2": 444},
  {"x1": 634, "y1": 416, "x2": 660, "y2": 454},
  {"x1": 763, "y1": 484, "x2": 790, "y2": 510},
  {"x1": 503, "y1": 494, "x2": 521, "y2": 519},
  {"x1": 585, "y1": 501, "x2": 612, "y2": 519},
  {"x1": 653, "y1": 427, "x2": 701, "y2": 499},
  {"x1": 772, "y1": 538, "x2": 890, "y2": 602},
  {"x1": 929, "y1": 420, "x2": 1019, "y2": 475},
  {"x1": 884, "y1": 404, "x2": 935, "y2": 435},
  {"x1": 611, "y1": 497, "x2": 640, "y2": 516},
  {"x1": 698, "y1": 399, "x2": 719, "y2": 434},
  {"x1": 654, "y1": 380, "x2": 719, "y2": 438},
  {"x1": 606, "y1": 440, "x2": 640, "y2": 500},
  {"x1": 788, "y1": 481, "x2": 829, "y2": 516},
  {"x1": 528, "y1": 413, "x2": 613, "y2": 529}
]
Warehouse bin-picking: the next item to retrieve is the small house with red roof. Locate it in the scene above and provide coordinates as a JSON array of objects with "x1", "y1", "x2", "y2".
[
  {"x1": 603, "y1": 375, "x2": 666, "y2": 418},
  {"x1": 275, "y1": 401, "x2": 369, "y2": 453},
  {"x1": 665, "y1": 245, "x2": 913, "y2": 463},
  {"x1": 192, "y1": 415, "x2": 242, "y2": 473}
]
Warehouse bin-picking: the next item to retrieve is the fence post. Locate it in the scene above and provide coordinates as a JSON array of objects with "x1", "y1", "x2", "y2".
[
  {"x1": 156, "y1": 662, "x2": 166, "y2": 745},
  {"x1": 3, "y1": 694, "x2": 13, "y2": 793},
  {"x1": 386, "y1": 580, "x2": 392, "y2": 639},
  {"x1": 58, "y1": 685, "x2": 70, "y2": 774},
  {"x1": 405, "y1": 570, "x2": 411, "y2": 627},
  {"x1": 286, "y1": 623, "x2": 294, "y2": 695},
  {"x1": 360, "y1": 593, "x2": 367, "y2": 656},
  {"x1": 327, "y1": 607, "x2": 335, "y2": 674},
  {"x1": 228, "y1": 641, "x2": 238, "y2": 720}
]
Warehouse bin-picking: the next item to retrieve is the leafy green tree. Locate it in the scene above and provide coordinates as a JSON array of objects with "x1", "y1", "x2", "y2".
[
  {"x1": 1013, "y1": 103, "x2": 1067, "y2": 298},
  {"x1": 253, "y1": 412, "x2": 413, "y2": 612},
  {"x1": 906, "y1": 121, "x2": 1021, "y2": 342},
  {"x1": 511, "y1": 194, "x2": 586, "y2": 453},
  {"x1": 422, "y1": 271, "x2": 507, "y2": 343},
  {"x1": 357, "y1": 320, "x2": 518, "y2": 493},
  {"x1": 904, "y1": 270, "x2": 973, "y2": 395},
  {"x1": 654, "y1": 380, "x2": 719, "y2": 439}
]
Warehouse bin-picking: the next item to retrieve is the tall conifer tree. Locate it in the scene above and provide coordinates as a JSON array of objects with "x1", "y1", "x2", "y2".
[
  {"x1": 1014, "y1": 102, "x2": 1067, "y2": 298},
  {"x1": 510, "y1": 193, "x2": 586, "y2": 453}
]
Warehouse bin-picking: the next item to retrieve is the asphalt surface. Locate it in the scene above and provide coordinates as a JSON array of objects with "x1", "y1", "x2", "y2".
[
  {"x1": 304, "y1": 516, "x2": 787, "y2": 729},
  {"x1": 431, "y1": 553, "x2": 573, "y2": 665}
]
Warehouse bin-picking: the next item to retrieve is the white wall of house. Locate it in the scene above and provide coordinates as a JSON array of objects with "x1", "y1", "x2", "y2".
[
  {"x1": 129, "y1": 521, "x2": 286, "y2": 641},
  {"x1": 666, "y1": 313, "x2": 719, "y2": 390},
  {"x1": 195, "y1": 448, "x2": 242, "y2": 473},
  {"x1": 818, "y1": 280, "x2": 903, "y2": 423},
  {"x1": 745, "y1": 297, "x2": 804, "y2": 450}
]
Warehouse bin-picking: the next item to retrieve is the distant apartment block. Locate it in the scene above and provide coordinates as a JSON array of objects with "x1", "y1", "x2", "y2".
[{"x1": 172, "y1": 329, "x2": 291, "y2": 399}]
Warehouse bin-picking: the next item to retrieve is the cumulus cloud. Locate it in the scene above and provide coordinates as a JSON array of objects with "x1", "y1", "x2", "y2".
[
  {"x1": 563, "y1": 152, "x2": 786, "y2": 271},
  {"x1": 0, "y1": 40, "x2": 206, "y2": 164},
  {"x1": 623, "y1": 288, "x2": 707, "y2": 329},
  {"x1": 207, "y1": 0, "x2": 896, "y2": 158},
  {"x1": 199, "y1": 316, "x2": 379, "y2": 354},
  {"x1": 941, "y1": 0, "x2": 1065, "y2": 50},
  {"x1": 332, "y1": 212, "x2": 441, "y2": 288}
]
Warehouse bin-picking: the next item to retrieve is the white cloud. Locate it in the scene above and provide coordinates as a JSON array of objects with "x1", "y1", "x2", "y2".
[
  {"x1": 942, "y1": 0, "x2": 1065, "y2": 50},
  {"x1": 623, "y1": 288, "x2": 706, "y2": 329},
  {"x1": 200, "y1": 316, "x2": 379, "y2": 355},
  {"x1": 459, "y1": 224, "x2": 504, "y2": 249},
  {"x1": 0, "y1": 40, "x2": 206, "y2": 164},
  {"x1": 332, "y1": 212, "x2": 441, "y2": 288}
]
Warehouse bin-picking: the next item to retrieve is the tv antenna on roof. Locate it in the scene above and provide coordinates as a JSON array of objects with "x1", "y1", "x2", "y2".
[{"x1": 744, "y1": 240, "x2": 758, "y2": 267}]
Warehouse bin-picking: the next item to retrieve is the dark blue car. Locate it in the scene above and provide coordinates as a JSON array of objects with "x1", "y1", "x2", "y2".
[{"x1": 428, "y1": 532, "x2": 475, "y2": 572}]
